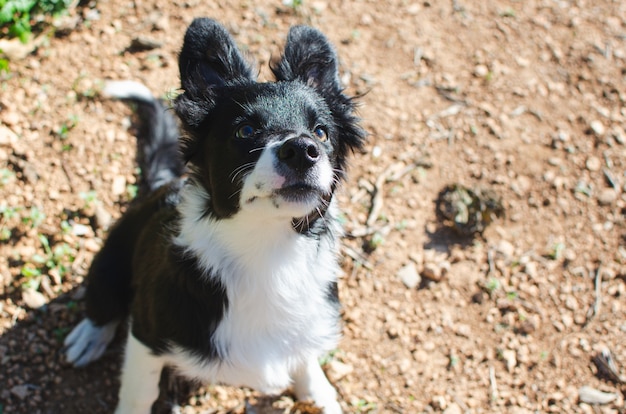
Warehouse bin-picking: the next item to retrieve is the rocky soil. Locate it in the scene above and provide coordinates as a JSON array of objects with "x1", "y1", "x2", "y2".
[{"x1": 1, "y1": 0, "x2": 625, "y2": 413}]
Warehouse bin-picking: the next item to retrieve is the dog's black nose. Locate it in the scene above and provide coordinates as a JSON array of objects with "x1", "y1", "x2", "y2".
[{"x1": 278, "y1": 137, "x2": 320, "y2": 171}]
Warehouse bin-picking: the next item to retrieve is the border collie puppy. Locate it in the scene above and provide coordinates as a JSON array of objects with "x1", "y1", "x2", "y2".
[{"x1": 63, "y1": 18, "x2": 364, "y2": 413}]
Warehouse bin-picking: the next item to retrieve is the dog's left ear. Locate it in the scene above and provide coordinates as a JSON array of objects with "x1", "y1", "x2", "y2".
[
  {"x1": 271, "y1": 26, "x2": 342, "y2": 98},
  {"x1": 273, "y1": 26, "x2": 366, "y2": 174}
]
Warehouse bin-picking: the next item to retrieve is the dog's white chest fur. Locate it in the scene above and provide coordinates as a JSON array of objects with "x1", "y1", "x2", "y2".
[{"x1": 170, "y1": 186, "x2": 341, "y2": 391}]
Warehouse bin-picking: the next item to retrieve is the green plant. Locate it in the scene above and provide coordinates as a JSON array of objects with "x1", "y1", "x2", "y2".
[
  {"x1": 162, "y1": 88, "x2": 180, "y2": 101},
  {"x1": 20, "y1": 263, "x2": 41, "y2": 278},
  {"x1": 318, "y1": 349, "x2": 339, "y2": 366},
  {"x1": 22, "y1": 206, "x2": 45, "y2": 227},
  {"x1": 547, "y1": 242, "x2": 565, "y2": 260},
  {"x1": 0, "y1": 227, "x2": 10, "y2": 241},
  {"x1": 21, "y1": 234, "x2": 74, "y2": 289},
  {"x1": 79, "y1": 190, "x2": 98, "y2": 208},
  {"x1": 56, "y1": 114, "x2": 78, "y2": 140},
  {"x1": 506, "y1": 290, "x2": 518, "y2": 301},
  {"x1": 0, "y1": 205, "x2": 19, "y2": 240},
  {"x1": 32, "y1": 233, "x2": 74, "y2": 278},
  {"x1": 0, "y1": 0, "x2": 74, "y2": 43},
  {"x1": 52, "y1": 326, "x2": 70, "y2": 342},
  {"x1": 21, "y1": 263, "x2": 42, "y2": 290},
  {"x1": 0, "y1": 168, "x2": 14, "y2": 185},
  {"x1": 500, "y1": 8, "x2": 516, "y2": 17},
  {"x1": 283, "y1": 0, "x2": 303, "y2": 9},
  {"x1": 353, "y1": 399, "x2": 377, "y2": 412},
  {"x1": 395, "y1": 219, "x2": 408, "y2": 231},
  {"x1": 367, "y1": 231, "x2": 385, "y2": 251},
  {"x1": 485, "y1": 277, "x2": 500, "y2": 294},
  {"x1": 0, "y1": 205, "x2": 19, "y2": 220},
  {"x1": 126, "y1": 184, "x2": 138, "y2": 200},
  {"x1": 449, "y1": 354, "x2": 460, "y2": 369}
]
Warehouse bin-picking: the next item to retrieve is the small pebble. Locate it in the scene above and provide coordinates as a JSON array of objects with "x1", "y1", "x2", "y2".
[
  {"x1": 421, "y1": 263, "x2": 443, "y2": 282},
  {"x1": 397, "y1": 263, "x2": 421, "y2": 288},
  {"x1": 578, "y1": 386, "x2": 617, "y2": 405},
  {"x1": 0, "y1": 125, "x2": 18, "y2": 145},
  {"x1": 589, "y1": 120, "x2": 605, "y2": 136},
  {"x1": 495, "y1": 240, "x2": 515, "y2": 259},
  {"x1": 129, "y1": 36, "x2": 163, "y2": 51},
  {"x1": 597, "y1": 188, "x2": 617, "y2": 206},
  {"x1": 10, "y1": 385, "x2": 30, "y2": 400},
  {"x1": 326, "y1": 360, "x2": 354, "y2": 381},
  {"x1": 474, "y1": 64, "x2": 489, "y2": 77},
  {"x1": 84, "y1": 238, "x2": 102, "y2": 252},
  {"x1": 112, "y1": 175, "x2": 126, "y2": 196},
  {"x1": 1, "y1": 111, "x2": 20, "y2": 126},
  {"x1": 71, "y1": 223, "x2": 92, "y2": 237},
  {"x1": 502, "y1": 349, "x2": 517, "y2": 373},
  {"x1": 585, "y1": 156, "x2": 602, "y2": 172},
  {"x1": 94, "y1": 204, "x2": 113, "y2": 230},
  {"x1": 22, "y1": 288, "x2": 47, "y2": 309},
  {"x1": 443, "y1": 403, "x2": 462, "y2": 414}
]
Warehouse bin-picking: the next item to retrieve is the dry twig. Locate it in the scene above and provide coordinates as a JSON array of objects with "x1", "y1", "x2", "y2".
[
  {"x1": 342, "y1": 245, "x2": 373, "y2": 270},
  {"x1": 489, "y1": 366, "x2": 498, "y2": 402},
  {"x1": 593, "y1": 347, "x2": 626, "y2": 384},
  {"x1": 585, "y1": 263, "x2": 603, "y2": 325}
]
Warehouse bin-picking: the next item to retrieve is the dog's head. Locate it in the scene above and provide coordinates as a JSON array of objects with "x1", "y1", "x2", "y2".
[{"x1": 175, "y1": 18, "x2": 365, "y2": 229}]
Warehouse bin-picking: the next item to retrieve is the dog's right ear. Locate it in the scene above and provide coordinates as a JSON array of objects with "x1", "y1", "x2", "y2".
[
  {"x1": 176, "y1": 18, "x2": 255, "y2": 129},
  {"x1": 178, "y1": 18, "x2": 255, "y2": 90}
]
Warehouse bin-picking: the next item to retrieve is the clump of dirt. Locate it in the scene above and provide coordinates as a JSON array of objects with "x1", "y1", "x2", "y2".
[
  {"x1": 1, "y1": 0, "x2": 625, "y2": 413},
  {"x1": 436, "y1": 183, "x2": 504, "y2": 236}
]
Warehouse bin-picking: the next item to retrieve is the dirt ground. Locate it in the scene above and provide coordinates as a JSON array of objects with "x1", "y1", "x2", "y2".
[{"x1": 1, "y1": 0, "x2": 625, "y2": 413}]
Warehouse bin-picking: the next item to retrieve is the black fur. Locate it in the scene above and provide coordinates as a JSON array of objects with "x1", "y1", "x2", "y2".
[
  {"x1": 133, "y1": 99, "x2": 184, "y2": 194},
  {"x1": 79, "y1": 17, "x2": 364, "y2": 367}
]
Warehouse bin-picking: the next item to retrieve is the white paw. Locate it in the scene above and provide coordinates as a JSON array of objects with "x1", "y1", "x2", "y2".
[
  {"x1": 317, "y1": 398, "x2": 342, "y2": 414},
  {"x1": 293, "y1": 357, "x2": 342, "y2": 414},
  {"x1": 64, "y1": 318, "x2": 118, "y2": 367}
]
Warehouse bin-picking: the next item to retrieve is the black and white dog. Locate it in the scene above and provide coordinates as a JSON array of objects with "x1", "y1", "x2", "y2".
[{"x1": 64, "y1": 18, "x2": 364, "y2": 413}]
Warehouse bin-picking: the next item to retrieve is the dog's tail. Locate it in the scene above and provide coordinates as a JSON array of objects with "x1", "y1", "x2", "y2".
[{"x1": 103, "y1": 80, "x2": 184, "y2": 193}]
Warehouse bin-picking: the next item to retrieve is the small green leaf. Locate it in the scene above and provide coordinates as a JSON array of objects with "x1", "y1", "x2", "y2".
[{"x1": 21, "y1": 265, "x2": 41, "y2": 278}]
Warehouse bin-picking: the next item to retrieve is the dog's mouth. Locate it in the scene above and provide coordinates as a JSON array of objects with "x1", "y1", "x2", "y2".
[{"x1": 274, "y1": 183, "x2": 324, "y2": 203}]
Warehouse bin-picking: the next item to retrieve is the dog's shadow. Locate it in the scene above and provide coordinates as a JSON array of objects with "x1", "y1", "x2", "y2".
[
  {"x1": 0, "y1": 286, "x2": 127, "y2": 413},
  {"x1": 0, "y1": 287, "x2": 296, "y2": 414}
]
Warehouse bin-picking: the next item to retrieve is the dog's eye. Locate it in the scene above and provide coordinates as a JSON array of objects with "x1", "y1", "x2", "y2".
[
  {"x1": 235, "y1": 124, "x2": 255, "y2": 139},
  {"x1": 313, "y1": 126, "x2": 328, "y2": 142}
]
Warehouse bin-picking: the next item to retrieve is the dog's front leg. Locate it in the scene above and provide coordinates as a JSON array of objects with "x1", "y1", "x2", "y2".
[
  {"x1": 292, "y1": 356, "x2": 342, "y2": 414},
  {"x1": 115, "y1": 333, "x2": 164, "y2": 414}
]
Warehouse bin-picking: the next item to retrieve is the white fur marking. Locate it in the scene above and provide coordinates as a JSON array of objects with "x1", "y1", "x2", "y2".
[
  {"x1": 173, "y1": 184, "x2": 341, "y2": 396},
  {"x1": 64, "y1": 318, "x2": 119, "y2": 367},
  {"x1": 103, "y1": 80, "x2": 154, "y2": 103},
  {"x1": 116, "y1": 331, "x2": 165, "y2": 414}
]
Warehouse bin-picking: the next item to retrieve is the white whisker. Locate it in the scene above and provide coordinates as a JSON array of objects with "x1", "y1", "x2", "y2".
[
  {"x1": 228, "y1": 188, "x2": 243, "y2": 200},
  {"x1": 229, "y1": 163, "x2": 256, "y2": 183},
  {"x1": 315, "y1": 206, "x2": 327, "y2": 227}
]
